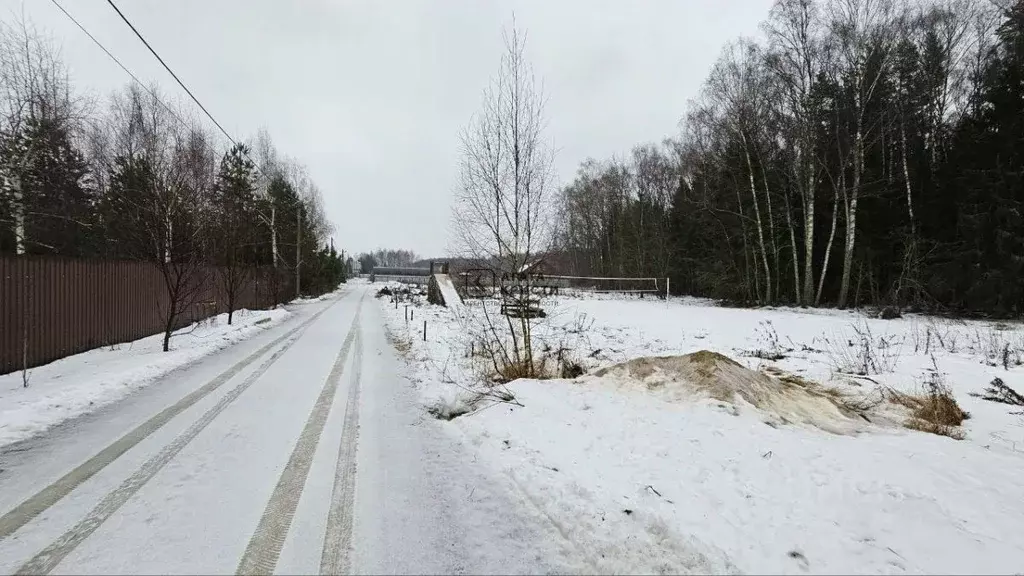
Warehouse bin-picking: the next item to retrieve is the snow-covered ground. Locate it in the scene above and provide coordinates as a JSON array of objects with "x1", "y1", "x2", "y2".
[
  {"x1": 0, "y1": 284, "x2": 570, "y2": 575},
  {"x1": 379, "y1": 287, "x2": 1024, "y2": 574},
  {"x1": 0, "y1": 307, "x2": 290, "y2": 449}
]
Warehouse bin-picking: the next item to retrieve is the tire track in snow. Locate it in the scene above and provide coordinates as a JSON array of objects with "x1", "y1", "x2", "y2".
[
  {"x1": 319, "y1": 325, "x2": 363, "y2": 575},
  {"x1": 14, "y1": 312, "x2": 325, "y2": 576},
  {"x1": 0, "y1": 296, "x2": 344, "y2": 543},
  {"x1": 236, "y1": 295, "x2": 364, "y2": 576}
]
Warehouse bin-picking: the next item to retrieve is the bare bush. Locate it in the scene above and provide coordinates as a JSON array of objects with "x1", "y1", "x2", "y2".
[
  {"x1": 539, "y1": 339, "x2": 585, "y2": 379},
  {"x1": 462, "y1": 298, "x2": 594, "y2": 384},
  {"x1": 746, "y1": 320, "x2": 791, "y2": 361},
  {"x1": 490, "y1": 355, "x2": 554, "y2": 384},
  {"x1": 912, "y1": 319, "x2": 960, "y2": 355},
  {"x1": 825, "y1": 322, "x2": 904, "y2": 375},
  {"x1": 912, "y1": 320, "x2": 1024, "y2": 369},
  {"x1": 968, "y1": 327, "x2": 1024, "y2": 369},
  {"x1": 567, "y1": 312, "x2": 594, "y2": 335}
]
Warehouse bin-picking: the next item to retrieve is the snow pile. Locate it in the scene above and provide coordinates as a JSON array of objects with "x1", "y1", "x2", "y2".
[
  {"x1": 0, "y1": 308, "x2": 290, "y2": 448},
  {"x1": 291, "y1": 285, "x2": 347, "y2": 304},
  {"x1": 379, "y1": 289, "x2": 1024, "y2": 574},
  {"x1": 588, "y1": 351, "x2": 868, "y2": 435}
]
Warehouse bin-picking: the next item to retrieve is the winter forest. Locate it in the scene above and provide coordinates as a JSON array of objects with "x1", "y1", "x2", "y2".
[
  {"x1": 0, "y1": 16, "x2": 346, "y2": 309},
  {"x1": 556, "y1": 0, "x2": 1023, "y2": 316}
]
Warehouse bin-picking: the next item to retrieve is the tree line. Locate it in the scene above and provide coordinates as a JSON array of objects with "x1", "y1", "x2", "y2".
[
  {"x1": 0, "y1": 17, "x2": 345, "y2": 349},
  {"x1": 355, "y1": 248, "x2": 422, "y2": 273},
  {"x1": 555, "y1": 0, "x2": 1022, "y2": 316}
]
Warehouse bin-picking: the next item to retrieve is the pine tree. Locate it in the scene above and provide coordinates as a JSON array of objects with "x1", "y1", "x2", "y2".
[{"x1": 212, "y1": 143, "x2": 258, "y2": 324}]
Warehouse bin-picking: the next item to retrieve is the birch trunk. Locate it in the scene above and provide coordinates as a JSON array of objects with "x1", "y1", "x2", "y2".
[
  {"x1": 11, "y1": 174, "x2": 25, "y2": 255},
  {"x1": 743, "y1": 135, "x2": 772, "y2": 303},
  {"x1": 270, "y1": 205, "x2": 278, "y2": 265},
  {"x1": 838, "y1": 111, "x2": 862, "y2": 309},
  {"x1": 900, "y1": 119, "x2": 916, "y2": 240},
  {"x1": 760, "y1": 164, "x2": 779, "y2": 302},
  {"x1": 816, "y1": 172, "x2": 841, "y2": 305},
  {"x1": 802, "y1": 144, "x2": 816, "y2": 306},
  {"x1": 735, "y1": 185, "x2": 756, "y2": 301},
  {"x1": 784, "y1": 185, "x2": 802, "y2": 304}
]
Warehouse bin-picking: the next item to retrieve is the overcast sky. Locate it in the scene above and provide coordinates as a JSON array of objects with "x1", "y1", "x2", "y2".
[{"x1": 4, "y1": 0, "x2": 773, "y2": 257}]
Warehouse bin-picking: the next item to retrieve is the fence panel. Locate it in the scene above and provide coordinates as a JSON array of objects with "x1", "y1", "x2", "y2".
[{"x1": 0, "y1": 256, "x2": 277, "y2": 375}]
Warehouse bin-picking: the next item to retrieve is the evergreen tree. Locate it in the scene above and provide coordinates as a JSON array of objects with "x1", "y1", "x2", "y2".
[
  {"x1": 212, "y1": 143, "x2": 258, "y2": 323},
  {"x1": 0, "y1": 117, "x2": 94, "y2": 256}
]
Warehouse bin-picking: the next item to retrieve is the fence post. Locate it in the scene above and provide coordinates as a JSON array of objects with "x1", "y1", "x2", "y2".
[
  {"x1": 405, "y1": 305, "x2": 408, "y2": 322},
  {"x1": 423, "y1": 320, "x2": 427, "y2": 342},
  {"x1": 666, "y1": 277, "x2": 670, "y2": 300}
]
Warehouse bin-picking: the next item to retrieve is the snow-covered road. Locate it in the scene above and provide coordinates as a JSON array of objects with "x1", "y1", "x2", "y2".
[{"x1": 0, "y1": 284, "x2": 567, "y2": 575}]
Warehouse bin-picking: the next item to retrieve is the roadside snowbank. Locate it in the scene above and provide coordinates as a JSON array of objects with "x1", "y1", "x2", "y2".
[
  {"x1": 0, "y1": 308, "x2": 289, "y2": 448},
  {"x1": 291, "y1": 285, "x2": 346, "y2": 305},
  {"x1": 380, "y1": 289, "x2": 1024, "y2": 574}
]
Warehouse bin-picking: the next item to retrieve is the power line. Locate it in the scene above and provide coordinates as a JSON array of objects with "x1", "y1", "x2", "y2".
[
  {"x1": 46, "y1": 0, "x2": 189, "y2": 128},
  {"x1": 103, "y1": 0, "x2": 237, "y2": 146},
  {"x1": 99, "y1": 0, "x2": 290, "y2": 188},
  {"x1": 50, "y1": 0, "x2": 310, "y2": 286},
  {"x1": 49, "y1": 0, "x2": 289, "y2": 194}
]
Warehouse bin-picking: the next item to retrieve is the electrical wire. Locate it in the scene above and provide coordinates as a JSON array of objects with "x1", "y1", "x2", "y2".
[
  {"x1": 46, "y1": 0, "x2": 190, "y2": 129},
  {"x1": 103, "y1": 0, "x2": 237, "y2": 146},
  {"x1": 49, "y1": 0, "x2": 288, "y2": 195}
]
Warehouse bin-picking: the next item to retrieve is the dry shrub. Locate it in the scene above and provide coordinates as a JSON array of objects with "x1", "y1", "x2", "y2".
[
  {"x1": 746, "y1": 320, "x2": 790, "y2": 361},
  {"x1": 912, "y1": 392, "x2": 969, "y2": 427},
  {"x1": 885, "y1": 366, "x2": 969, "y2": 440},
  {"x1": 491, "y1": 355, "x2": 554, "y2": 384},
  {"x1": 487, "y1": 340, "x2": 585, "y2": 383},
  {"x1": 904, "y1": 418, "x2": 965, "y2": 440},
  {"x1": 825, "y1": 322, "x2": 904, "y2": 376},
  {"x1": 546, "y1": 342, "x2": 586, "y2": 379}
]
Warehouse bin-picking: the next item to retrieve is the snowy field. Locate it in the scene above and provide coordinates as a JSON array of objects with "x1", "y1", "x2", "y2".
[
  {"x1": 379, "y1": 285, "x2": 1024, "y2": 574},
  {"x1": 0, "y1": 307, "x2": 290, "y2": 449}
]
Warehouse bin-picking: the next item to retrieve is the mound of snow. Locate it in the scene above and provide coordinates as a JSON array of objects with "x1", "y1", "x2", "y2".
[{"x1": 588, "y1": 351, "x2": 867, "y2": 434}]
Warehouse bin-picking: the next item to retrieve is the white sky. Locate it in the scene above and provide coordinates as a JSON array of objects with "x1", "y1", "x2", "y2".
[{"x1": 3, "y1": 0, "x2": 773, "y2": 257}]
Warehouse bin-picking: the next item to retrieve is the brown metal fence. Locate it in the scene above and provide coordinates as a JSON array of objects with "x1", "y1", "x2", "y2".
[{"x1": 0, "y1": 256, "x2": 278, "y2": 375}]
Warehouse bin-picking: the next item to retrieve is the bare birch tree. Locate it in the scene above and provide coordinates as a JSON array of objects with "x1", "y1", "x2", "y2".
[
  {"x1": 830, "y1": 0, "x2": 901, "y2": 307},
  {"x1": 764, "y1": 0, "x2": 825, "y2": 305},
  {"x1": 707, "y1": 41, "x2": 777, "y2": 302},
  {"x1": 453, "y1": 20, "x2": 554, "y2": 378}
]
